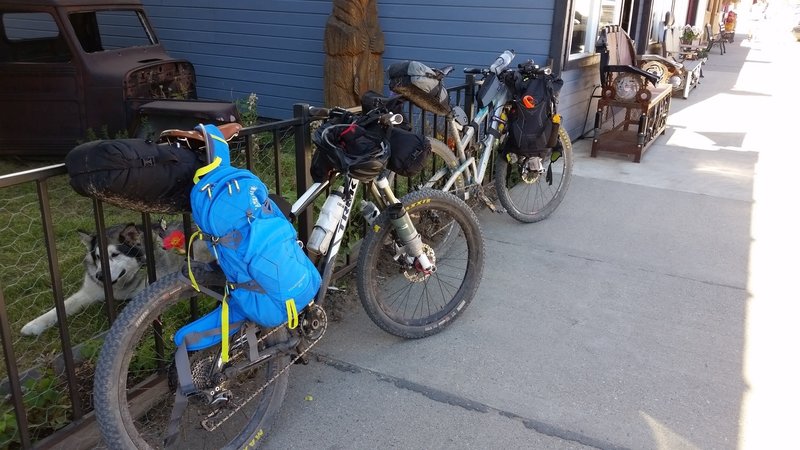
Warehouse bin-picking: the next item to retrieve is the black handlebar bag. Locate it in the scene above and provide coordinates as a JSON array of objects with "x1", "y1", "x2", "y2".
[
  {"x1": 504, "y1": 73, "x2": 564, "y2": 158},
  {"x1": 66, "y1": 139, "x2": 204, "y2": 213}
]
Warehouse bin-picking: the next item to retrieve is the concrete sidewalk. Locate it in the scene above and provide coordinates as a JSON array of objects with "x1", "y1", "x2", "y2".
[{"x1": 265, "y1": 15, "x2": 800, "y2": 450}]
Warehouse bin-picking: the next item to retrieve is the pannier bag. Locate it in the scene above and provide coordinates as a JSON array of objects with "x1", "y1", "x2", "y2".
[
  {"x1": 182, "y1": 124, "x2": 321, "y2": 344},
  {"x1": 65, "y1": 139, "x2": 203, "y2": 213},
  {"x1": 387, "y1": 60, "x2": 452, "y2": 116},
  {"x1": 311, "y1": 111, "x2": 390, "y2": 182},
  {"x1": 387, "y1": 128, "x2": 432, "y2": 177},
  {"x1": 504, "y1": 72, "x2": 565, "y2": 157}
]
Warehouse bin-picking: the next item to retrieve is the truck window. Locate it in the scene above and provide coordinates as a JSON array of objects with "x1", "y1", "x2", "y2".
[
  {"x1": 70, "y1": 10, "x2": 156, "y2": 53},
  {"x1": 0, "y1": 12, "x2": 71, "y2": 63}
]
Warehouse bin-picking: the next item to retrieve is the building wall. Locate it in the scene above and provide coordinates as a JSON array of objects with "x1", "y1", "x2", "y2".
[
  {"x1": 140, "y1": 0, "x2": 330, "y2": 119},
  {"x1": 140, "y1": 0, "x2": 557, "y2": 120},
  {"x1": 558, "y1": 65, "x2": 601, "y2": 142}
]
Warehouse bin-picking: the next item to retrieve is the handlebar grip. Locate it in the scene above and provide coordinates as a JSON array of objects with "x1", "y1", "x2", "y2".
[
  {"x1": 308, "y1": 106, "x2": 330, "y2": 118},
  {"x1": 379, "y1": 113, "x2": 403, "y2": 126},
  {"x1": 463, "y1": 68, "x2": 484, "y2": 74}
]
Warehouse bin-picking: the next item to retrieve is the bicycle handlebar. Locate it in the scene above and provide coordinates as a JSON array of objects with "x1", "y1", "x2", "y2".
[
  {"x1": 517, "y1": 60, "x2": 552, "y2": 76},
  {"x1": 308, "y1": 106, "x2": 331, "y2": 118},
  {"x1": 464, "y1": 58, "x2": 553, "y2": 77},
  {"x1": 308, "y1": 106, "x2": 403, "y2": 126}
]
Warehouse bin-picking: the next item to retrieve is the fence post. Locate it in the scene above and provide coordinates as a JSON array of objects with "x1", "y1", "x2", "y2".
[
  {"x1": 0, "y1": 288, "x2": 32, "y2": 448},
  {"x1": 39, "y1": 179, "x2": 83, "y2": 420},
  {"x1": 293, "y1": 103, "x2": 314, "y2": 245},
  {"x1": 465, "y1": 73, "x2": 476, "y2": 121},
  {"x1": 91, "y1": 199, "x2": 117, "y2": 326}
]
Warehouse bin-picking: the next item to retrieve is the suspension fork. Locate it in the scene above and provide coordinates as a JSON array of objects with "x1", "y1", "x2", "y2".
[{"x1": 371, "y1": 176, "x2": 435, "y2": 273}]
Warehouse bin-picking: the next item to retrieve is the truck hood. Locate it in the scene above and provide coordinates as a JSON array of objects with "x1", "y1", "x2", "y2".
[{"x1": 82, "y1": 45, "x2": 196, "y2": 99}]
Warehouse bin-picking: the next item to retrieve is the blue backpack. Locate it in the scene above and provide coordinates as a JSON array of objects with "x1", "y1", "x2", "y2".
[{"x1": 174, "y1": 124, "x2": 320, "y2": 353}]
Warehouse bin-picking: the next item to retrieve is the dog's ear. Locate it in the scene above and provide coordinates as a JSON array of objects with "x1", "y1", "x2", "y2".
[
  {"x1": 77, "y1": 230, "x2": 94, "y2": 249},
  {"x1": 152, "y1": 217, "x2": 169, "y2": 238},
  {"x1": 119, "y1": 223, "x2": 144, "y2": 246}
]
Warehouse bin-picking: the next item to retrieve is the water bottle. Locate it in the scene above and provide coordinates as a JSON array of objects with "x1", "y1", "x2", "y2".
[
  {"x1": 307, "y1": 186, "x2": 345, "y2": 256},
  {"x1": 489, "y1": 50, "x2": 515, "y2": 74}
]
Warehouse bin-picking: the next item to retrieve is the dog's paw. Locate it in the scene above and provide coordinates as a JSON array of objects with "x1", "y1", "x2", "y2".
[{"x1": 20, "y1": 320, "x2": 46, "y2": 336}]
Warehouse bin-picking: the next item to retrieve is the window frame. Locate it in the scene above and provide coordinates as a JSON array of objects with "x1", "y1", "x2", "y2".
[{"x1": 562, "y1": 0, "x2": 623, "y2": 71}]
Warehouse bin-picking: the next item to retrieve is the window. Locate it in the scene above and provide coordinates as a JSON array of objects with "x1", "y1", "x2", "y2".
[
  {"x1": 0, "y1": 12, "x2": 71, "y2": 63},
  {"x1": 568, "y1": 0, "x2": 622, "y2": 58},
  {"x1": 69, "y1": 10, "x2": 156, "y2": 53}
]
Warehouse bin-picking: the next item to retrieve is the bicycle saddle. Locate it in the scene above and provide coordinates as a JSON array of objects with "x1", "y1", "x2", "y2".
[{"x1": 436, "y1": 66, "x2": 455, "y2": 77}]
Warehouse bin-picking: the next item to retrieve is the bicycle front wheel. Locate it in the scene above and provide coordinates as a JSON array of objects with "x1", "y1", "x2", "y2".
[
  {"x1": 356, "y1": 188, "x2": 484, "y2": 338},
  {"x1": 494, "y1": 127, "x2": 573, "y2": 223},
  {"x1": 93, "y1": 272, "x2": 290, "y2": 450}
]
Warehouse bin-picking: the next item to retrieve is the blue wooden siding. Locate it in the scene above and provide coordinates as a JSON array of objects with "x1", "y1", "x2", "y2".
[
  {"x1": 141, "y1": 0, "x2": 330, "y2": 119},
  {"x1": 141, "y1": 0, "x2": 558, "y2": 120}
]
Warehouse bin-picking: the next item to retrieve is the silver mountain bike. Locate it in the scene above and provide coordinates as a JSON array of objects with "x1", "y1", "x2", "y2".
[{"x1": 388, "y1": 51, "x2": 573, "y2": 223}]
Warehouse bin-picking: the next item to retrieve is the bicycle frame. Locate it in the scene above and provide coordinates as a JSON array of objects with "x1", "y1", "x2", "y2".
[
  {"x1": 424, "y1": 84, "x2": 511, "y2": 194},
  {"x1": 289, "y1": 173, "x2": 403, "y2": 306}
]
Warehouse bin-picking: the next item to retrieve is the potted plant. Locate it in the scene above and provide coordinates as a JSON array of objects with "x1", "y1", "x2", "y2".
[{"x1": 680, "y1": 25, "x2": 702, "y2": 45}]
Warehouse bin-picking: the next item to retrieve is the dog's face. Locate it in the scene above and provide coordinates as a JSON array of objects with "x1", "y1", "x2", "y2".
[{"x1": 79, "y1": 224, "x2": 146, "y2": 287}]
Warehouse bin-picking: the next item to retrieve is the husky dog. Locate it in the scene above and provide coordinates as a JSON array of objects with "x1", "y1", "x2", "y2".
[{"x1": 21, "y1": 223, "x2": 191, "y2": 337}]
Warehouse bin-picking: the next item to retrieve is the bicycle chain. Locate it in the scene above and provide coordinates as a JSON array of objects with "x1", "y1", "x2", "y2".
[{"x1": 200, "y1": 305, "x2": 328, "y2": 431}]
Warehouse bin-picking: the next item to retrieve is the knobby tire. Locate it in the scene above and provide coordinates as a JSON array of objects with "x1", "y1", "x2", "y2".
[
  {"x1": 494, "y1": 127, "x2": 573, "y2": 223},
  {"x1": 93, "y1": 272, "x2": 289, "y2": 450},
  {"x1": 356, "y1": 188, "x2": 484, "y2": 338}
]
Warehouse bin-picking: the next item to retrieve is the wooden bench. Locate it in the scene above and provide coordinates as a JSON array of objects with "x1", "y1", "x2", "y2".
[
  {"x1": 654, "y1": 25, "x2": 706, "y2": 99},
  {"x1": 591, "y1": 25, "x2": 671, "y2": 163},
  {"x1": 705, "y1": 23, "x2": 727, "y2": 55}
]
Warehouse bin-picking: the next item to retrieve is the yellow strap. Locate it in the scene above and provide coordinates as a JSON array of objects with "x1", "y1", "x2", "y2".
[
  {"x1": 210, "y1": 134, "x2": 228, "y2": 145},
  {"x1": 186, "y1": 230, "x2": 203, "y2": 292},
  {"x1": 221, "y1": 289, "x2": 230, "y2": 363},
  {"x1": 286, "y1": 299, "x2": 298, "y2": 329},
  {"x1": 193, "y1": 156, "x2": 222, "y2": 184}
]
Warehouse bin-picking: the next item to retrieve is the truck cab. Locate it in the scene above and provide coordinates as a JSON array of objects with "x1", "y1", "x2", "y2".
[{"x1": 0, "y1": 0, "x2": 200, "y2": 157}]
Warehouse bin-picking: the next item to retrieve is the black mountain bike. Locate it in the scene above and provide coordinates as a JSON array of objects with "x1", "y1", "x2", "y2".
[{"x1": 92, "y1": 106, "x2": 485, "y2": 449}]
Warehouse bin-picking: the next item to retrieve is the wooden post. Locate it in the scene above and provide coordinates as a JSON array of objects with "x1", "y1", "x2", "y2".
[{"x1": 323, "y1": 0, "x2": 385, "y2": 108}]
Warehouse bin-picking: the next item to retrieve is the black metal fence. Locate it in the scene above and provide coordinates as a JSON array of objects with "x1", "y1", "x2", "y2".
[{"x1": 0, "y1": 79, "x2": 474, "y2": 449}]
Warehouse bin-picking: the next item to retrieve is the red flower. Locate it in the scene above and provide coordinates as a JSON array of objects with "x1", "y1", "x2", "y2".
[{"x1": 163, "y1": 230, "x2": 186, "y2": 252}]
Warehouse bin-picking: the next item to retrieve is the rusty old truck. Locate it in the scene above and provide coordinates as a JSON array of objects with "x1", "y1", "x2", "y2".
[{"x1": 0, "y1": 0, "x2": 237, "y2": 157}]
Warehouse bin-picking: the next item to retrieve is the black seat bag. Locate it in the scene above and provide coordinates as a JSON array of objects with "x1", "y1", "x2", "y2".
[{"x1": 66, "y1": 139, "x2": 204, "y2": 213}]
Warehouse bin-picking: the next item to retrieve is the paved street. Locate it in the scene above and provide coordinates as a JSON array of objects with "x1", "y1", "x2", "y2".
[{"x1": 265, "y1": 13, "x2": 800, "y2": 450}]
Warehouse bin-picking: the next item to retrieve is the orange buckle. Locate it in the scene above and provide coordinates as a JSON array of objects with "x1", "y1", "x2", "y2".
[{"x1": 522, "y1": 95, "x2": 535, "y2": 109}]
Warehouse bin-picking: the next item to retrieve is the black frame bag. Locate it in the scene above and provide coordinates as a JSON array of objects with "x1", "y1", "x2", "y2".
[
  {"x1": 66, "y1": 139, "x2": 203, "y2": 213},
  {"x1": 505, "y1": 73, "x2": 564, "y2": 157},
  {"x1": 387, "y1": 129, "x2": 431, "y2": 177}
]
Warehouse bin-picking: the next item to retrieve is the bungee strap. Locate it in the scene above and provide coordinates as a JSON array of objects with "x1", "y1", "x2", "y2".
[
  {"x1": 221, "y1": 286, "x2": 230, "y2": 363},
  {"x1": 193, "y1": 156, "x2": 222, "y2": 184},
  {"x1": 286, "y1": 299, "x2": 298, "y2": 329}
]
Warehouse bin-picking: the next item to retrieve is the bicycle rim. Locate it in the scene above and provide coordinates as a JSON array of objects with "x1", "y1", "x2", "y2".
[
  {"x1": 356, "y1": 189, "x2": 484, "y2": 338},
  {"x1": 93, "y1": 272, "x2": 289, "y2": 450},
  {"x1": 495, "y1": 127, "x2": 573, "y2": 223}
]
